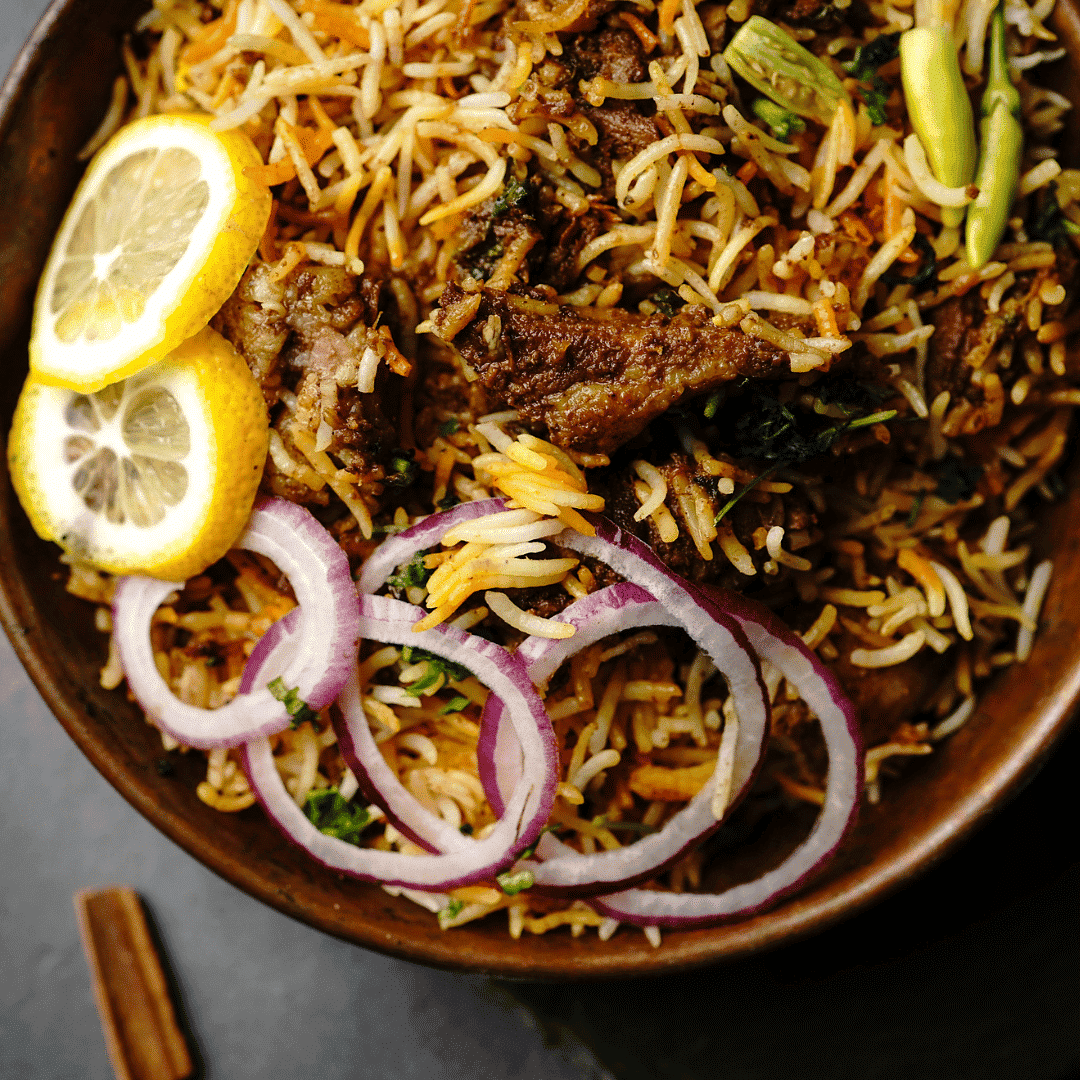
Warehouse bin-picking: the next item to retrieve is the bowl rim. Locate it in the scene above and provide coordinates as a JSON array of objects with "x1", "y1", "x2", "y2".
[{"x1": 1, "y1": 0, "x2": 1078, "y2": 979}]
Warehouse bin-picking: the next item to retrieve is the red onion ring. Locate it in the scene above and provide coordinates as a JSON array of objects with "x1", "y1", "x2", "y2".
[
  {"x1": 113, "y1": 497, "x2": 360, "y2": 749},
  {"x1": 535, "y1": 523, "x2": 864, "y2": 924},
  {"x1": 241, "y1": 594, "x2": 560, "y2": 891},
  {"x1": 477, "y1": 584, "x2": 669, "y2": 817},
  {"x1": 480, "y1": 582, "x2": 770, "y2": 896},
  {"x1": 356, "y1": 498, "x2": 506, "y2": 596},
  {"x1": 355, "y1": 503, "x2": 861, "y2": 919}
]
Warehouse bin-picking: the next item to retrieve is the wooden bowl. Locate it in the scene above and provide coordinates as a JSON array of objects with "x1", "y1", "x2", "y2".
[{"x1": 2, "y1": 0, "x2": 1078, "y2": 979}]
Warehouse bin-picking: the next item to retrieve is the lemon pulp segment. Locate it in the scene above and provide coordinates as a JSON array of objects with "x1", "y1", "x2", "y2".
[
  {"x1": 30, "y1": 114, "x2": 271, "y2": 393},
  {"x1": 10, "y1": 326, "x2": 270, "y2": 580}
]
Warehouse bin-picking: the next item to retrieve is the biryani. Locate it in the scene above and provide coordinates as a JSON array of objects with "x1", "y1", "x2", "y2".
[{"x1": 24, "y1": 0, "x2": 1080, "y2": 943}]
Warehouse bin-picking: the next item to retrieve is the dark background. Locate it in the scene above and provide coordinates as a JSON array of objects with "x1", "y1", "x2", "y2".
[{"x1": 1, "y1": 2, "x2": 1077, "y2": 1076}]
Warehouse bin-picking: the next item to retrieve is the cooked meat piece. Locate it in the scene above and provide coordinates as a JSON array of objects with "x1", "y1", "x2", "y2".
[
  {"x1": 214, "y1": 264, "x2": 291, "y2": 396},
  {"x1": 926, "y1": 296, "x2": 977, "y2": 402},
  {"x1": 828, "y1": 638, "x2": 948, "y2": 744},
  {"x1": 453, "y1": 179, "x2": 607, "y2": 292},
  {"x1": 563, "y1": 23, "x2": 649, "y2": 83},
  {"x1": 216, "y1": 262, "x2": 401, "y2": 494},
  {"x1": 597, "y1": 449, "x2": 819, "y2": 587},
  {"x1": 927, "y1": 287, "x2": 1033, "y2": 416},
  {"x1": 509, "y1": 25, "x2": 660, "y2": 199},
  {"x1": 564, "y1": 28, "x2": 660, "y2": 195},
  {"x1": 579, "y1": 102, "x2": 661, "y2": 195},
  {"x1": 435, "y1": 284, "x2": 788, "y2": 454}
]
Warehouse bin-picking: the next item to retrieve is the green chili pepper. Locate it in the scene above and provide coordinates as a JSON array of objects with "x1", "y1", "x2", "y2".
[
  {"x1": 723, "y1": 16, "x2": 852, "y2": 127},
  {"x1": 965, "y1": 5, "x2": 1023, "y2": 268},
  {"x1": 899, "y1": 24, "x2": 977, "y2": 228}
]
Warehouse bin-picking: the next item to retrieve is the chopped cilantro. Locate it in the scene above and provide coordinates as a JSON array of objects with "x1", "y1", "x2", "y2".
[
  {"x1": 385, "y1": 449, "x2": 418, "y2": 488},
  {"x1": 303, "y1": 787, "x2": 373, "y2": 844},
  {"x1": 496, "y1": 868, "x2": 534, "y2": 895},
  {"x1": 459, "y1": 822, "x2": 474, "y2": 835},
  {"x1": 1028, "y1": 183, "x2": 1080, "y2": 248},
  {"x1": 437, "y1": 493, "x2": 460, "y2": 510},
  {"x1": 723, "y1": 381, "x2": 897, "y2": 466},
  {"x1": 843, "y1": 33, "x2": 900, "y2": 126},
  {"x1": 882, "y1": 231, "x2": 937, "y2": 290},
  {"x1": 714, "y1": 381, "x2": 897, "y2": 524},
  {"x1": 439, "y1": 694, "x2": 471, "y2": 715},
  {"x1": 438, "y1": 418, "x2": 460, "y2": 437},
  {"x1": 906, "y1": 488, "x2": 929, "y2": 528},
  {"x1": 933, "y1": 456, "x2": 982, "y2": 503},
  {"x1": 814, "y1": 375, "x2": 894, "y2": 416},
  {"x1": 648, "y1": 289, "x2": 682, "y2": 317},
  {"x1": 490, "y1": 176, "x2": 528, "y2": 215},
  {"x1": 844, "y1": 32, "x2": 901, "y2": 77},
  {"x1": 387, "y1": 552, "x2": 432, "y2": 594},
  {"x1": 267, "y1": 676, "x2": 318, "y2": 728},
  {"x1": 751, "y1": 97, "x2": 805, "y2": 141},
  {"x1": 703, "y1": 391, "x2": 722, "y2": 420},
  {"x1": 401, "y1": 646, "x2": 471, "y2": 696},
  {"x1": 438, "y1": 898, "x2": 466, "y2": 927}
]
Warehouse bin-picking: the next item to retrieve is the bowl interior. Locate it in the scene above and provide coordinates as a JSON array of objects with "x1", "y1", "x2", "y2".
[{"x1": 2, "y1": 0, "x2": 1078, "y2": 978}]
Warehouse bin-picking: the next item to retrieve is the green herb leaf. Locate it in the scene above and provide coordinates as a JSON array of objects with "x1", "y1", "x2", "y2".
[
  {"x1": 439, "y1": 695, "x2": 471, "y2": 715},
  {"x1": 843, "y1": 32, "x2": 901, "y2": 79},
  {"x1": 496, "y1": 869, "x2": 535, "y2": 895},
  {"x1": 267, "y1": 676, "x2": 318, "y2": 728},
  {"x1": 438, "y1": 418, "x2": 460, "y2": 437},
  {"x1": 387, "y1": 552, "x2": 432, "y2": 594},
  {"x1": 906, "y1": 488, "x2": 929, "y2": 527},
  {"x1": 881, "y1": 230, "x2": 937, "y2": 289},
  {"x1": 751, "y1": 97, "x2": 805, "y2": 140},
  {"x1": 713, "y1": 381, "x2": 897, "y2": 524},
  {"x1": 815, "y1": 375, "x2": 894, "y2": 415},
  {"x1": 843, "y1": 34, "x2": 900, "y2": 125},
  {"x1": 1028, "y1": 183, "x2": 1080, "y2": 248},
  {"x1": 933, "y1": 456, "x2": 982, "y2": 503},
  {"x1": 648, "y1": 289, "x2": 681, "y2": 316},
  {"x1": 703, "y1": 391, "x2": 722, "y2": 420},
  {"x1": 303, "y1": 787, "x2": 373, "y2": 844},
  {"x1": 401, "y1": 646, "x2": 472, "y2": 696},
  {"x1": 385, "y1": 448, "x2": 418, "y2": 488},
  {"x1": 490, "y1": 176, "x2": 528, "y2": 215},
  {"x1": 438, "y1": 898, "x2": 466, "y2": 928}
]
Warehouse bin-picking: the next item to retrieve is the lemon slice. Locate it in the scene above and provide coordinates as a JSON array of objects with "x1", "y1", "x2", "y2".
[
  {"x1": 10, "y1": 325, "x2": 269, "y2": 581},
  {"x1": 30, "y1": 114, "x2": 272, "y2": 393}
]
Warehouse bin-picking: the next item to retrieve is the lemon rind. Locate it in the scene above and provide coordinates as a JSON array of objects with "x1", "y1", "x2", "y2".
[{"x1": 29, "y1": 115, "x2": 271, "y2": 395}]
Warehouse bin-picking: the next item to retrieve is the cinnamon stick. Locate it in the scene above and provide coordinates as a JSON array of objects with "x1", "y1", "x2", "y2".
[{"x1": 74, "y1": 887, "x2": 193, "y2": 1080}]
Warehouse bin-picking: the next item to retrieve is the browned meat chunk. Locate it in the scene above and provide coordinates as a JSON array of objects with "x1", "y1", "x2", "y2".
[
  {"x1": 926, "y1": 296, "x2": 977, "y2": 402},
  {"x1": 453, "y1": 181, "x2": 607, "y2": 293},
  {"x1": 564, "y1": 28, "x2": 660, "y2": 195},
  {"x1": 828, "y1": 639, "x2": 947, "y2": 745},
  {"x1": 434, "y1": 284, "x2": 788, "y2": 454},
  {"x1": 215, "y1": 263, "x2": 401, "y2": 497}
]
